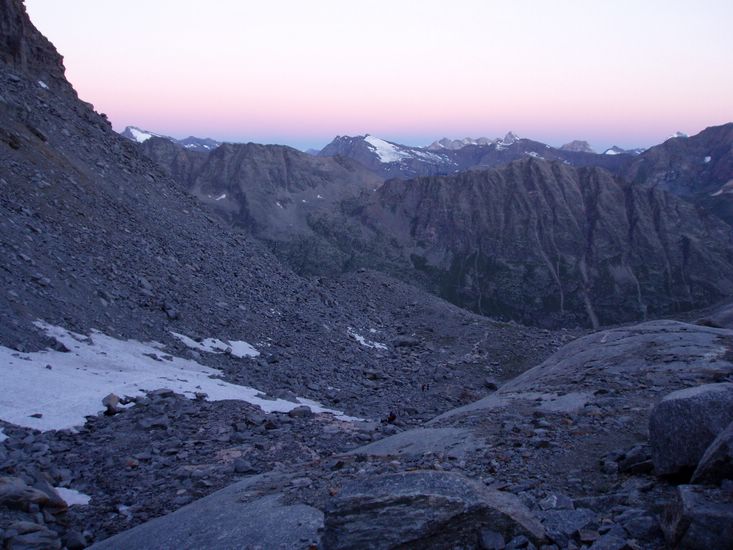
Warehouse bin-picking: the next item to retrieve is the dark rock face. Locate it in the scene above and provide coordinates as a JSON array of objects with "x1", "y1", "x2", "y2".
[
  {"x1": 319, "y1": 159, "x2": 733, "y2": 327},
  {"x1": 649, "y1": 383, "x2": 733, "y2": 477},
  {"x1": 624, "y1": 123, "x2": 733, "y2": 225},
  {"x1": 0, "y1": 0, "x2": 68, "y2": 88},
  {"x1": 138, "y1": 136, "x2": 209, "y2": 188},
  {"x1": 661, "y1": 485, "x2": 733, "y2": 550},
  {"x1": 692, "y1": 420, "x2": 733, "y2": 484},
  {"x1": 322, "y1": 471, "x2": 546, "y2": 549}
]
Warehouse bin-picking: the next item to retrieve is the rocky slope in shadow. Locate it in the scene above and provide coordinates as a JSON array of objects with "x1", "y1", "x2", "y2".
[{"x1": 140, "y1": 136, "x2": 382, "y2": 238}]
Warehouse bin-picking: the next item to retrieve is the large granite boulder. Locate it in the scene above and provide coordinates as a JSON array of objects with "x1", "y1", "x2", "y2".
[
  {"x1": 649, "y1": 383, "x2": 733, "y2": 477},
  {"x1": 322, "y1": 470, "x2": 546, "y2": 549}
]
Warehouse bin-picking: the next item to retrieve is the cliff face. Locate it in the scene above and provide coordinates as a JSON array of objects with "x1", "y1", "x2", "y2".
[
  {"x1": 0, "y1": 0, "x2": 71, "y2": 91},
  {"x1": 324, "y1": 159, "x2": 733, "y2": 327},
  {"x1": 624, "y1": 123, "x2": 733, "y2": 225}
]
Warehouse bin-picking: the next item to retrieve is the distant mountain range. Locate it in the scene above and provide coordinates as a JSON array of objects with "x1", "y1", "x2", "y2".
[
  {"x1": 120, "y1": 125, "x2": 220, "y2": 152},
  {"x1": 317, "y1": 131, "x2": 637, "y2": 179},
  {"x1": 138, "y1": 120, "x2": 733, "y2": 327}
]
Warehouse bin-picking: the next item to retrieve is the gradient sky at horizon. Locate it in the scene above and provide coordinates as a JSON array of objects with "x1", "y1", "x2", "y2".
[{"x1": 25, "y1": 0, "x2": 733, "y2": 151}]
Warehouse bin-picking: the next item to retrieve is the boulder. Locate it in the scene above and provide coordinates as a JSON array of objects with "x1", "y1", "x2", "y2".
[
  {"x1": 3, "y1": 521, "x2": 61, "y2": 550},
  {"x1": 649, "y1": 383, "x2": 733, "y2": 476},
  {"x1": 538, "y1": 508, "x2": 595, "y2": 547},
  {"x1": 0, "y1": 477, "x2": 52, "y2": 510},
  {"x1": 322, "y1": 471, "x2": 546, "y2": 549},
  {"x1": 661, "y1": 485, "x2": 733, "y2": 549},
  {"x1": 692, "y1": 420, "x2": 733, "y2": 485}
]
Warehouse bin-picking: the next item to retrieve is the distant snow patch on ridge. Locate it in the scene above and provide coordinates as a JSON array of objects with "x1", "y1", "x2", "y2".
[
  {"x1": 171, "y1": 332, "x2": 259, "y2": 358},
  {"x1": 55, "y1": 487, "x2": 91, "y2": 507},
  {"x1": 129, "y1": 128, "x2": 159, "y2": 143},
  {"x1": 0, "y1": 321, "x2": 354, "y2": 431},
  {"x1": 347, "y1": 327, "x2": 388, "y2": 350},
  {"x1": 704, "y1": 156, "x2": 711, "y2": 163},
  {"x1": 0, "y1": 428, "x2": 6, "y2": 442},
  {"x1": 364, "y1": 135, "x2": 411, "y2": 163}
]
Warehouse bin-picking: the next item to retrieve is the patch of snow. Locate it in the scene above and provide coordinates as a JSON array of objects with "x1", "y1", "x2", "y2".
[
  {"x1": 171, "y1": 332, "x2": 259, "y2": 358},
  {"x1": 0, "y1": 428, "x2": 6, "y2": 442},
  {"x1": 0, "y1": 321, "x2": 355, "y2": 431},
  {"x1": 317, "y1": 194, "x2": 324, "y2": 199},
  {"x1": 55, "y1": 487, "x2": 91, "y2": 506},
  {"x1": 704, "y1": 156, "x2": 711, "y2": 163},
  {"x1": 129, "y1": 128, "x2": 158, "y2": 143},
  {"x1": 669, "y1": 131, "x2": 688, "y2": 139},
  {"x1": 276, "y1": 201, "x2": 283, "y2": 209},
  {"x1": 604, "y1": 149, "x2": 621, "y2": 156},
  {"x1": 301, "y1": 199, "x2": 307, "y2": 203},
  {"x1": 526, "y1": 151, "x2": 543, "y2": 159},
  {"x1": 347, "y1": 327, "x2": 388, "y2": 350},
  {"x1": 364, "y1": 135, "x2": 411, "y2": 163},
  {"x1": 37, "y1": 80, "x2": 49, "y2": 90},
  {"x1": 214, "y1": 193, "x2": 227, "y2": 201}
]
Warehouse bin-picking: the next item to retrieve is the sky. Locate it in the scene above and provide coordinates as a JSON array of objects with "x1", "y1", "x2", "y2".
[{"x1": 25, "y1": 0, "x2": 733, "y2": 151}]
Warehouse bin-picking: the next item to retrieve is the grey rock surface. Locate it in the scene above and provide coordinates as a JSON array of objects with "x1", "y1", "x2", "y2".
[
  {"x1": 91, "y1": 478, "x2": 322, "y2": 550},
  {"x1": 322, "y1": 471, "x2": 546, "y2": 549},
  {"x1": 649, "y1": 382, "x2": 733, "y2": 477}
]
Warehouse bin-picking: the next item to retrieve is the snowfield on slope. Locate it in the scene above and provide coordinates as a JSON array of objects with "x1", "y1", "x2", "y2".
[
  {"x1": 0, "y1": 321, "x2": 356, "y2": 431},
  {"x1": 171, "y1": 331, "x2": 259, "y2": 358}
]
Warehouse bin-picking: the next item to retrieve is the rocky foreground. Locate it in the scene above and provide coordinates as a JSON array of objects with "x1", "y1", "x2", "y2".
[{"x1": 3, "y1": 318, "x2": 732, "y2": 549}]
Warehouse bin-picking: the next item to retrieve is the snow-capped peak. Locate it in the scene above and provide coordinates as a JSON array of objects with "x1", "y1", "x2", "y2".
[
  {"x1": 122, "y1": 126, "x2": 162, "y2": 144},
  {"x1": 669, "y1": 131, "x2": 688, "y2": 139},
  {"x1": 502, "y1": 131, "x2": 520, "y2": 145},
  {"x1": 363, "y1": 135, "x2": 412, "y2": 163}
]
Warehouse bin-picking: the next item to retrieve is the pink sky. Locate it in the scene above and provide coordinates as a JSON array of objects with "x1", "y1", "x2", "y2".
[{"x1": 25, "y1": 0, "x2": 733, "y2": 151}]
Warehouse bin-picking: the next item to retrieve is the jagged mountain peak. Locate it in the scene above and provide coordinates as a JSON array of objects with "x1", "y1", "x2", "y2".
[
  {"x1": 427, "y1": 136, "x2": 496, "y2": 151},
  {"x1": 560, "y1": 140, "x2": 595, "y2": 154},
  {"x1": 502, "y1": 131, "x2": 520, "y2": 144}
]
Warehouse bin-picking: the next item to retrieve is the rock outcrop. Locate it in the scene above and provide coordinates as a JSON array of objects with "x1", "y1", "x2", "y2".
[
  {"x1": 322, "y1": 471, "x2": 546, "y2": 549},
  {"x1": 649, "y1": 383, "x2": 733, "y2": 477}
]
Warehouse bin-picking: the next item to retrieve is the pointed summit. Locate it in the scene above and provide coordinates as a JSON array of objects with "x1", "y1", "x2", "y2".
[{"x1": 560, "y1": 140, "x2": 595, "y2": 154}]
